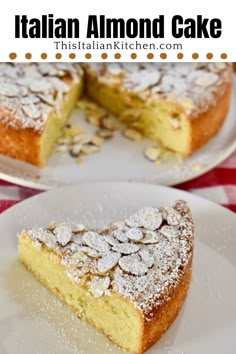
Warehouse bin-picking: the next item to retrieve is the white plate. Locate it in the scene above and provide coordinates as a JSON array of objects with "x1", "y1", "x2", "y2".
[
  {"x1": 0, "y1": 78, "x2": 236, "y2": 190},
  {"x1": 0, "y1": 182, "x2": 235, "y2": 354}
]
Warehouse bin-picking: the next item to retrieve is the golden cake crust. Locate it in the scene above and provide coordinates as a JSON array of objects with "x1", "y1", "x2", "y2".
[{"x1": 18, "y1": 200, "x2": 194, "y2": 353}]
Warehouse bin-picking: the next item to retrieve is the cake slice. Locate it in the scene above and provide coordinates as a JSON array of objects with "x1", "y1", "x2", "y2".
[
  {"x1": 85, "y1": 62, "x2": 232, "y2": 155},
  {"x1": 18, "y1": 200, "x2": 194, "y2": 353},
  {"x1": 0, "y1": 63, "x2": 83, "y2": 167}
]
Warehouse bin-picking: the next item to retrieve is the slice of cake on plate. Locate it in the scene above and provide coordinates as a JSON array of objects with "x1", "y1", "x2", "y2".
[
  {"x1": 0, "y1": 63, "x2": 83, "y2": 167},
  {"x1": 18, "y1": 200, "x2": 194, "y2": 354}
]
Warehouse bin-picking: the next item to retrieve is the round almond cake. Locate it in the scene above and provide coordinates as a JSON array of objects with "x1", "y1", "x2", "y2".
[{"x1": 0, "y1": 62, "x2": 233, "y2": 166}]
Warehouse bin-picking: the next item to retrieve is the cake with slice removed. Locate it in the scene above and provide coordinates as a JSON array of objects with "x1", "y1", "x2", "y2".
[{"x1": 18, "y1": 200, "x2": 194, "y2": 353}]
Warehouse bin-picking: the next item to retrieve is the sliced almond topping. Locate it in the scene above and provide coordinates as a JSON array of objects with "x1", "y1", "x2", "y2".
[
  {"x1": 70, "y1": 144, "x2": 82, "y2": 158},
  {"x1": 72, "y1": 134, "x2": 93, "y2": 145},
  {"x1": 103, "y1": 234, "x2": 120, "y2": 246},
  {"x1": 123, "y1": 128, "x2": 143, "y2": 141},
  {"x1": 29, "y1": 80, "x2": 52, "y2": 93},
  {"x1": 139, "y1": 230, "x2": 159, "y2": 244},
  {"x1": 139, "y1": 249, "x2": 154, "y2": 268},
  {"x1": 101, "y1": 115, "x2": 120, "y2": 131},
  {"x1": 83, "y1": 231, "x2": 110, "y2": 252},
  {"x1": 72, "y1": 224, "x2": 85, "y2": 233},
  {"x1": 22, "y1": 104, "x2": 42, "y2": 119},
  {"x1": 54, "y1": 225, "x2": 72, "y2": 246},
  {"x1": 90, "y1": 135, "x2": 104, "y2": 147},
  {"x1": 79, "y1": 246, "x2": 100, "y2": 258},
  {"x1": 113, "y1": 230, "x2": 129, "y2": 242},
  {"x1": 97, "y1": 128, "x2": 114, "y2": 139},
  {"x1": 112, "y1": 243, "x2": 140, "y2": 254},
  {"x1": 141, "y1": 207, "x2": 163, "y2": 231},
  {"x1": 209, "y1": 63, "x2": 226, "y2": 73},
  {"x1": 81, "y1": 144, "x2": 99, "y2": 155},
  {"x1": 119, "y1": 255, "x2": 148, "y2": 275},
  {"x1": 166, "y1": 208, "x2": 182, "y2": 226},
  {"x1": 144, "y1": 147, "x2": 161, "y2": 162},
  {"x1": 125, "y1": 228, "x2": 143, "y2": 241},
  {"x1": 160, "y1": 225, "x2": 179, "y2": 238},
  {"x1": 195, "y1": 72, "x2": 218, "y2": 87},
  {"x1": 86, "y1": 114, "x2": 101, "y2": 127},
  {"x1": 97, "y1": 252, "x2": 121, "y2": 274},
  {"x1": 88, "y1": 276, "x2": 110, "y2": 298}
]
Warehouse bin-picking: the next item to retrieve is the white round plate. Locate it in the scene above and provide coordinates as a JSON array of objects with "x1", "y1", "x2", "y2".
[
  {"x1": 0, "y1": 78, "x2": 236, "y2": 190},
  {"x1": 0, "y1": 182, "x2": 235, "y2": 354}
]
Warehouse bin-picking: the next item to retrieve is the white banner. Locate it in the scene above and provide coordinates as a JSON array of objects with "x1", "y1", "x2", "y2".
[{"x1": 0, "y1": 0, "x2": 234, "y2": 62}]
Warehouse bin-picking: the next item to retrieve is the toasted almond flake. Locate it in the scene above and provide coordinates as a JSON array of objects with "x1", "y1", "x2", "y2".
[
  {"x1": 113, "y1": 230, "x2": 128, "y2": 242},
  {"x1": 29, "y1": 80, "x2": 52, "y2": 93},
  {"x1": 55, "y1": 144, "x2": 69, "y2": 153},
  {"x1": 119, "y1": 255, "x2": 148, "y2": 275},
  {"x1": 54, "y1": 225, "x2": 72, "y2": 246},
  {"x1": 103, "y1": 234, "x2": 120, "y2": 246},
  {"x1": 90, "y1": 135, "x2": 104, "y2": 147},
  {"x1": 144, "y1": 147, "x2": 161, "y2": 162},
  {"x1": 0, "y1": 83, "x2": 22, "y2": 97},
  {"x1": 123, "y1": 128, "x2": 143, "y2": 141},
  {"x1": 166, "y1": 208, "x2": 182, "y2": 226},
  {"x1": 88, "y1": 276, "x2": 110, "y2": 298},
  {"x1": 70, "y1": 144, "x2": 82, "y2": 158},
  {"x1": 86, "y1": 114, "x2": 101, "y2": 127},
  {"x1": 83, "y1": 231, "x2": 110, "y2": 252},
  {"x1": 72, "y1": 134, "x2": 93, "y2": 145},
  {"x1": 139, "y1": 230, "x2": 159, "y2": 244},
  {"x1": 97, "y1": 129, "x2": 114, "y2": 139},
  {"x1": 140, "y1": 207, "x2": 163, "y2": 230},
  {"x1": 126, "y1": 228, "x2": 143, "y2": 241},
  {"x1": 101, "y1": 115, "x2": 120, "y2": 131},
  {"x1": 160, "y1": 225, "x2": 179, "y2": 238},
  {"x1": 195, "y1": 72, "x2": 218, "y2": 87},
  {"x1": 37, "y1": 93, "x2": 55, "y2": 106},
  {"x1": 81, "y1": 144, "x2": 99, "y2": 155},
  {"x1": 72, "y1": 224, "x2": 85, "y2": 233},
  {"x1": 97, "y1": 252, "x2": 121, "y2": 274},
  {"x1": 209, "y1": 63, "x2": 226, "y2": 73},
  {"x1": 139, "y1": 249, "x2": 155, "y2": 268},
  {"x1": 79, "y1": 246, "x2": 100, "y2": 258},
  {"x1": 112, "y1": 243, "x2": 140, "y2": 254},
  {"x1": 22, "y1": 104, "x2": 41, "y2": 119}
]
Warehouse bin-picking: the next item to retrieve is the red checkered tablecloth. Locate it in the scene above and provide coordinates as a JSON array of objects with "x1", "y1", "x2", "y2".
[{"x1": 0, "y1": 150, "x2": 236, "y2": 214}]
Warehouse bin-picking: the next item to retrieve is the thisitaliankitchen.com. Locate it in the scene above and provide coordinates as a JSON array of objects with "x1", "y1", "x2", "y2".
[{"x1": 15, "y1": 14, "x2": 222, "y2": 39}]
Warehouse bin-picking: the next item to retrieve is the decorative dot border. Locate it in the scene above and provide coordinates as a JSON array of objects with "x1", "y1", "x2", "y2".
[{"x1": 7, "y1": 52, "x2": 229, "y2": 61}]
